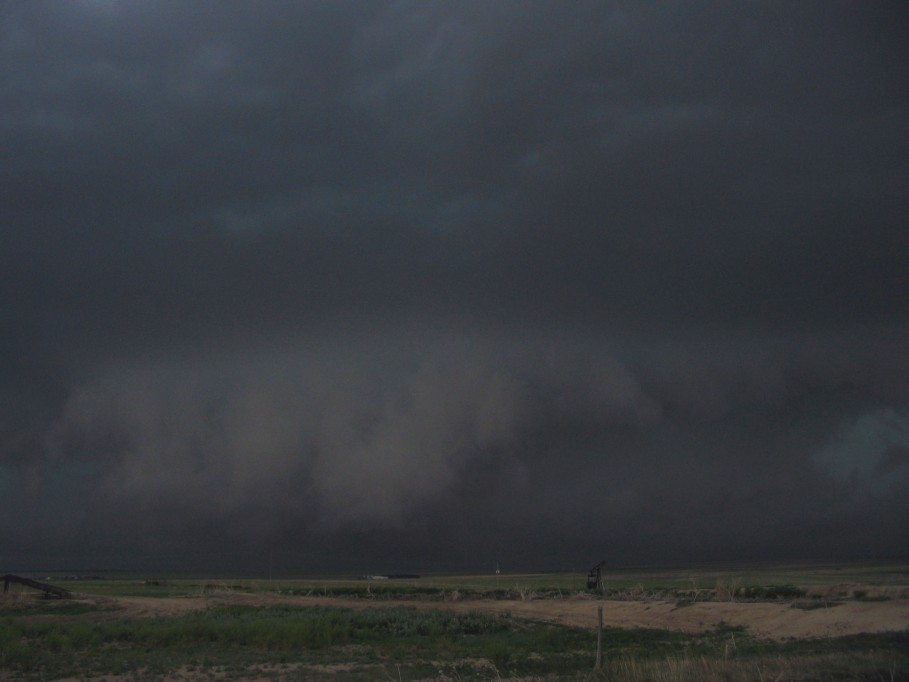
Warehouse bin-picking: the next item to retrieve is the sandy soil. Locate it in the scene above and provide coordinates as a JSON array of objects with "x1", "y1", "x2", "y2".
[{"x1": 82, "y1": 589, "x2": 909, "y2": 641}]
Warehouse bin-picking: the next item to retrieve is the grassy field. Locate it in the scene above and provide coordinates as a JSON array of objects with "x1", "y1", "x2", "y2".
[
  {"x1": 38, "y1": 559, "x2": 909, "y2": 600},
  {"x1": 1, "y1": 561, "x2": 907, "y2": 680}
]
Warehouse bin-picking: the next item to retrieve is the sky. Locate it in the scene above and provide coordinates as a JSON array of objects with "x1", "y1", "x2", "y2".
[{"x1": 2, "y1": 0, "x2": 908, "y2": 573}]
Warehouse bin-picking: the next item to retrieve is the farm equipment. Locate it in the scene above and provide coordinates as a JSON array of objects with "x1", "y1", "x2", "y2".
[
  {"x1": 587, "y1": 560, "x2": 606, "y2": 590},
  {"x1": 1, "y1": 573, "x2": 72, "y2": 599}
]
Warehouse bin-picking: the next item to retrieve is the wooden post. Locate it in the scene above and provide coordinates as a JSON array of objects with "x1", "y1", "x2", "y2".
[{"x1": 595, "y1": 605, "x2": 603, "y2": 671}]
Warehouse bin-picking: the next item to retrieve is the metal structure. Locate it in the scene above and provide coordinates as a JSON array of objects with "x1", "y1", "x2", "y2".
[
  {"x1": 1, "y1": 574, "x2": 72, "y2": 599},
  {"x1": 586, "y1": 560, "x2": 606, "y2": 590}
]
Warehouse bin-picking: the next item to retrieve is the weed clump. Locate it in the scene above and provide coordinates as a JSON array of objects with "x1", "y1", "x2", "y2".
[{"x1": 735, "y1": 584, "x2": 806, "y2": 600}]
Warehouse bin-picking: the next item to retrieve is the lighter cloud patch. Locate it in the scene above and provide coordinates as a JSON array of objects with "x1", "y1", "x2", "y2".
[
  {"x1": 310, "y1": 346, "x2": 527, "y2": 527},
  {"x1": 45, "y1": 334, "x2": 662, "y2": 532},
  {"x1": 813, "y1": 409, "x2": 909, "y2": 498}
]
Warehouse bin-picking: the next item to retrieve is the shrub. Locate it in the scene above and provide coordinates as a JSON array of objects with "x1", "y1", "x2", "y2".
[{"x1": 736, "y1": 584, "x2": 806, "y2": 600}]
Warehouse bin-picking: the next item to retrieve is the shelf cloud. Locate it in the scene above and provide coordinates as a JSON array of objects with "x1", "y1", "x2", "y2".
[{"x1": 1, "y1": 1, "x2": 907, "y2": 571}]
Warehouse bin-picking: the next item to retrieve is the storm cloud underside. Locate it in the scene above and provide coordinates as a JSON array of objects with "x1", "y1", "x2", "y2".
[{"x1": 1, "y1": 1, "x2": 908, "y2": 571}]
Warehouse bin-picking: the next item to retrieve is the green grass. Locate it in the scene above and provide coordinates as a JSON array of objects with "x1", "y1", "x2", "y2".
[
  {"x1": 2, "y1": 561, "x2": 905, "y2": 679},
  {"x1": 0, "y1": 604, "x2": 589, "y2": 679},
  {"x1": 1, "y1": 600, "x2": 908, "y2": 681},
  {"x1": 0, "y1": 599, "x2": 107, "y2": 617},
  {"x1": 30, "y1": 559, "x2": 907, "y2": 603}
]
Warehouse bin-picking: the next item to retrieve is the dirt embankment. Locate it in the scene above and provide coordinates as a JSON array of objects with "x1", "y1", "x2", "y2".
[{"x1": 77, "y1": 587, "x2": 909, "y2": 641}]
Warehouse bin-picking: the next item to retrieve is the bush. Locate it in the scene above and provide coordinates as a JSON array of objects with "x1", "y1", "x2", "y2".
[{"x1": 736, "y1": 585, "x2": 806, "y2": 600}]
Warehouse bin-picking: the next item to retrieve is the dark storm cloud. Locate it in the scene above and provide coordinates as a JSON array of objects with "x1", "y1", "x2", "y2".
[{"x1": 1, "y1": 1, "x2": 908, "y2": 570}]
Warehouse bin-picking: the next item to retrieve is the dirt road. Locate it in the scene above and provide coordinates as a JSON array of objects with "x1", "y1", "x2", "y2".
[{"x1": 91, "y1": 590, "x2": 909, "y2": 641}]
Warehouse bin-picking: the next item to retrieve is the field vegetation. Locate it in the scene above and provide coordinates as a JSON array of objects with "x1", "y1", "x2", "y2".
[
  {"x1": 1, "y1": 561, "x2": 907, "y2": 680},
  {"x1": 48, "y1": 560, "x2": 909, "y2": 601}
]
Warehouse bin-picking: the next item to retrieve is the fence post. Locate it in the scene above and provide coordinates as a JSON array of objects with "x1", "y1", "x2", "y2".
[{"x1": 595, "y1": 604, "x2": 603, "y2": 670}]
